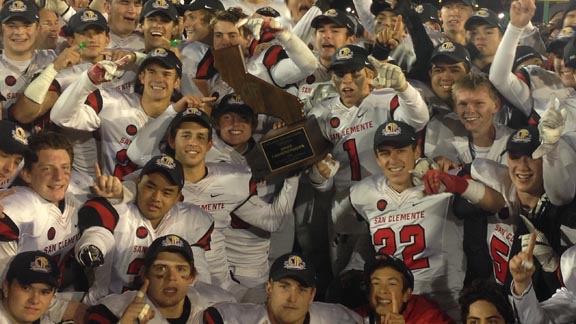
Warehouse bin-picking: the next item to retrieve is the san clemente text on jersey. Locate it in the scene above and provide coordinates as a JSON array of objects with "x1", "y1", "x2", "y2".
[
  {"x1": 44, "y1": 232, "x2": 81, "y2": 254},
  {"x1": 120, "y1": 137, "x2": 132, "y2": 145},
  {"x1": 494, "y1": 224, "x2": 514, "y2": 243},
  {"x1": 133, "y1": 245, "x2": 148, "y2": 254},
  {"x1": 330, "y1": 120, "x2": 374, "y2": 141},
  {"x1": 199, "y1": 202, "x2": 225, "y2": 212},
  {"x1": 5, "y1": 92, "x2": 19, "y2": 100},
  {"x1": 375, "y1": 211, "x2": 425, "y2": 224}
]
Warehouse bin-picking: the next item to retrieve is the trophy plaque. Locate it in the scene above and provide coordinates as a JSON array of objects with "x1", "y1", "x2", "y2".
[{"x1": 214, "y1": 45, "x2": 331, "y2": 179}]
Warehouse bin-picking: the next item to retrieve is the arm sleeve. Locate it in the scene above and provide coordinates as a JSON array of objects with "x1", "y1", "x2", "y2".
[
  {"x1": 352, "y1": 0, "x2": 375, "y2": 36},
  {"x1": 489, "y1": 23, "x2": 533, "y2": 116},
  {"x1": 291, "y1": 6, "x2": 322, "y2": 44},
  {"x1": 542, "y1": 137, "x2": 576, "y2": 206},
  {"x1": 50, "y1": 71, "x2": 102, "y2": 131},
  {"x1": 393, "y1": 84, "x2": 430, "y2": 131},
  {"x1": 75, "y1": 198, "x2": 120, "y2": 257},
  {"x1": 269, "y1": 31, "x2": 319, "y2": 87},
  {"x1": 512, "y1": 283, "x2": 576, "y2": 324},
  {"x1": 0, "y1": 241, "x2": 17, "y2": 280},
  {"x1": 127, "y1": 104, "x2": 178, "y2": 167},
  {"x1": 232, "y1": 175, "x2": 299, "y2": 232},
  {"x1": 203, "y1": 306, "x2": 225, "y2": 324}
]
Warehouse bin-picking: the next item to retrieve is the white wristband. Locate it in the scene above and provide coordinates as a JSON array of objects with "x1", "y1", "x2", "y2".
[
  {"x1": 461, "y1": 179, "x2": 485, "y2": 205},
  {"x1": 24, "y1": 63, "x2": 58, "y2": 104}
]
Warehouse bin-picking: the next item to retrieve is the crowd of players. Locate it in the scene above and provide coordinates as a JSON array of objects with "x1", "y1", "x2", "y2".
[{"x1": 0, "y1": 0, "x2": 575, "y2": 322}]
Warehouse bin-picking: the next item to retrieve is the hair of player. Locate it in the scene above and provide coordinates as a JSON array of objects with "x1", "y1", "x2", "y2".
[
  {"x1": 163, "y1": 119, "x2": 213, "y2": 157},
  {"x1": 364, "y1": 261, "x2": 411, "y2": 294},
  {"x1": 23, "y1": 131, "x2": 74, "y2": 170},
  {"x1": 451, "y1": 72, "x2": 500, "y2": 105},
  {"x1": 458, "y1": 279, "x2": 516, "y2": 324},
  {"x1": 209, "y1": 7, "x2": 249, "y2": 35}
]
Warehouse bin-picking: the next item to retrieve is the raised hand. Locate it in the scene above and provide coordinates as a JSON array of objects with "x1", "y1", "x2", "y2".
[
  {"x1": 368, "y1": 56, "x2": 407, "y2": 92},
  {"x1": 90, "y1": 162, "x2": 123, "y2": 199},
  {"x1": 509, "y1": 0, "x2": 536, "y2": 29},
  {"x1": 119, "y1": 279, "x2": 155, "y2": 324},
  {"x1": 237, "y1": 17, "x2": 285, "y2": 41},
  {"x1": 510, "y1": 232, "x2": 536, "y2": 295},
  {"x1": 381, "y1": 288, "x2": 406, "y2": 324},
  {"x1": 376, "y1": 14, "x2": 406, "y2": 50},
  {"x1": 315, "y1": 153, "x2": 340, "y2": 179},
  {"x1": 87, "y1": 55, "x2": 132, "y2": 85}
]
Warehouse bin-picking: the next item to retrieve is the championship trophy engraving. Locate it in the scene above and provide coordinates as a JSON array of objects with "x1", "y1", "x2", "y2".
[{"x1": 214, "y1": 45, "x2": 331, "y2": 179}]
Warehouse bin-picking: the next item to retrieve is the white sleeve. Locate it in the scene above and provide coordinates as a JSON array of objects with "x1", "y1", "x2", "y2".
[
  {"x1": 232, "y1": 175, "x2": 299, "y2": 232},
  {"x1": 542, "y1": 137, "x2": 576, "y2": 206},
  {"x1": 512, "y1": 283, "x2": 576, "y2": 324},
  {"x1": 291, "y1": 6, "x2": 321, "y2": 45},
  {"x1": 352, "y1": 0, "x2": 375, "y2": 36},
  {"x1": 393, "y1": 84, "x2": 430, "y2": 131},
  {"x1": 191, "y1": 246, "x2": 211, "y2": 284},
  {"x1": 0, "y1": 241, "x2": 17, "y2": 280},
  {"x1": 127, "y1": 104, "x2": 178, "y2": 167},
  {"x1": 269, "y1": 32, "x2": 319, "y2": 87},
  {"x1": 489, "y1": 23, "x2": 533, "y2": 116},
  {"x1": 50, "y1": 71, "x2": 102, "y2": 131}
]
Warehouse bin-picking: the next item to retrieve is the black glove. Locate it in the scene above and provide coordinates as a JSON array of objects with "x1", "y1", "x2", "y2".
[{"x1": 77, "y1": 245, "x2": 104, "y2": 268}]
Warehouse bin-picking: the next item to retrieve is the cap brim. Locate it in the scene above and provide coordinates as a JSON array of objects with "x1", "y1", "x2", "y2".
[
  {"x1": 140, "y1": 57, "x2": 181, "y2": 76},
  {"x1": 374, "y1": 139, "x2": 415, "y2": 150},
  {"x1": 74, "y1": 23, "x2": 109, "y2": 33},
  {"x1": 271, "y1": 273, "x2": 314, "y2": 288},
  {"x1": 141, "y1": 166, "x2": 182, "y2": 188},
  {"x1": 1, "y1": 14, "x2": 37, "y2": 24},
  {"x1": 311, "y1": 16, "x2": 344, "y2": 29},
  {"x1": 214, "y1": 104, "x2": 254, "y2": 118},
  {"x1": 17, "y1": 274, "x2": 59, "y2": 288}
]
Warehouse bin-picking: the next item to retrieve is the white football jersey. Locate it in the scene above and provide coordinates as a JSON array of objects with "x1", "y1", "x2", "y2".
[
  {"x1": 78, "y1": 199, "x2": 214, "y2": 304},
  {"x1": 180, "y1": 41, "x2": 210, "y2": 97},
  {"x1": 0, "y1": 187, "x2": 81, "y2": 267},
  {"x1": 1, "y1": 50, "x2": 56, "y2": 118},
  {"x1": 204, "y1": 301, "x2": 363, "y2": 324},
  {"x1": 107, "y1": 32, "x2": 145, "y2": 52},
  {"x1": 350, "y1": 175, "x2": 465, "y2": 318}
]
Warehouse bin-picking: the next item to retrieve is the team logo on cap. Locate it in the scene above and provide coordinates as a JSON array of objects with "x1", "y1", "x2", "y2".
[
  {"x1": 30, "y1": 256, "x2": 52, "y2": 273},
  {"x1": 415, "y1": 4, "x2": 424, "y2": 13},
  {"x1": 335, "y1": 47, "x2": 353, "y2": 60},
  {"x1": 8, "y1": 0, "x2": 27, "y2": 12},
  {"x1": 558, "y1": 27, "x2": 575, "y2": 39},
  {"x1": 183, "y1": 107, "x2": 202, "y2": 117},
  {"x1": 283, "y1": 255, "x2": 306, "y2": 270},
  {"x1": 80, "y1": 10, "x2": 98, "y2": 22},
  {"x1": 473, "y1": 9, "x2": 490, "y2": 18},
  {"x1": 226, "y1": 94, "x2": 245, "y2": 105},
  {"x1": 150, "y1": 48, "x2": 169, "y2": 57},
  {"x1": 156, "y1": 155, "x2": 176, "y2": 170},
  {"x1": 12, "y1": 126, "x2": 28, "y2": 145},
  {"x1": 512, "y1": 129, "x2": 531, "y2": 143},
  {"x1": 161, "y1": 235, "x2": 184, "y2": 248},
  {"x1": 324, "y1": 9, "x2": 338, "y2": 17},
  {"x1": 151, "y1": 0, "x2": 169, "y2": 9},
  {"x1": 439, "y1": 42, "x2": 456, "y2": 53},
  {"x1": 383, "y1": 122, "x2": 402, "y2": 136}
]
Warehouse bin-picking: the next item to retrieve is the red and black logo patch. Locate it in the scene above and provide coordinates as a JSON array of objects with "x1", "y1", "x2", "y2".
[
  {"x1": 377, "y1": 199, "x2": 387, "y2": 211},
  {"x1": 136, "y1": 226, "x2": 148, "y2": 239},
  {"x1": 306, "y1": 75, "x2": 316, "y2": 84},
  {"x1": 47, "y1": 227, "x2": 56, "y2": 240},
  {"x1": 5, "y1": 75, "x2": 16, "y2": 86},
  {"x1": 330, "y1": 117, "x2": 340, "y2": 128},
  {"x1": 126, "y1": 124, "x2": 137, "y2": 136}
]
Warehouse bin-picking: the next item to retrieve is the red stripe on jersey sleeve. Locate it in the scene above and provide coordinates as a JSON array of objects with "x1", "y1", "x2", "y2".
[
  {"x1": 230, "y1": 213, "x2": 251, "y2": 230},
  {"x1": 263, "y1": 45, "x2": 288, "y2": 70},
  {"x1": 514, "y1": 71, "x2": 529, "y2": 86},
  {"x1": 203, "y1": 307, "x2": 224, "y2": 324},
  {"x1": 249, "y1": 180, "x2": 258, "y2": 196},
  {"x1": 0, "y1": 216, "x2": 19, "y2": 241},
  {"x1": 390, "y1": 95, "x2": 400, "y2": 114},
  {"x1": 78, "y1": 198, "x2": 120, "y2": 233},
  {"x1": 48, "y1": 79, "x2": 61, "y2": 94},
  {"x1": 84, "y1": 90, "x2": 103, "y2": 114},
  {"x1": 196, "y1": 51, "x2": 216, "y2": 80},
  {"x1": 193, "y1": 222, "x2": 214, "y2": 251}
]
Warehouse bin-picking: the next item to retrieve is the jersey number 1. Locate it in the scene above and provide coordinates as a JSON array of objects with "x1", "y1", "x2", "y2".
[
  {"x1": 343, "y1": 139, "x2": 361, "y2": 181},
  {"x1": 373, "y1": 224, "x2": 430, "y2": 270}
]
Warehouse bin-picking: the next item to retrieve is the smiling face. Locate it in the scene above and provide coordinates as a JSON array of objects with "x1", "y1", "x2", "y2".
[
  {"x1": 37, "y1": 9, "x2": 59, "y2": 50},
  {"x1": 142, "y1": 14, "x2": 176, "y2": 49},
  {"x1": 182, "y1": 9, "x2": 211, "y2": 42},
  {"x1": 440, "y1": 1, "x2": 473, "y2": 34},
  {"x1": 332, "y1": 68, "x2": 374, "y2": 108},
  {"x1": 453, "y1": 86, "x2": 499, "y2": 136},
  {"x1": 169, "y1": 121, "x2": 212, "y2": 170},
  {"x1": 212, "y1": 20, "x2": 250, "y2": 51},
  {"x1": 507, "y1": 154, "x2": 543, "y2": 197},
  {"x1": 2, "y1": 279, "x2": 56, "y2": 324},
  {"x1": 315, "y1": 22, "x2": 355, "y2": 68},
  {"x1": 70, "y1": 27, "x2": 110, "y2": 62},
  {"x1": 107, "y1": 0, "x2": 142, "y2": 37},
  {"x1": 369, "y1": 267, "x2": 411, "y2": 317},
  {"x1": 266, "y1": 278, "x2": 316, "y2": 324},
  {"x1": 136, "y1": 173, "x2": 181, "y2": 228},
  {"x1": 376, "y1": 144, "x2": 420, "y2": 193},
  {"x1": 215, "y1": 111, "x2": 254, "y2": 149},
  {"x1": 145, "y1": 251, "x2": 195, "y2": 310},
  {"x1": 1, "y1": 19, "x2": 39, "y2": 59},
  {"x1": 20, "y1": 149, "x2": 71, "y2": 205},
  {"x1": 139, "y1": 63, "x2": 180, "y2": 101},
  {"x1": 429, "y1": 61, "x2": 468, "y2": 102}
]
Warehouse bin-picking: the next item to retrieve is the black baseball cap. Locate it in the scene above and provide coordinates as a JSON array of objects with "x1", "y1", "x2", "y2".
[
  {"x1": 0, "y1": 0, "x2": 39, "y2": 24},
  {"x1": 269, "y1": 253, "x2": 316, "y2": 288},
  {"x1": 311, "y1": 9, "x2": 355, "y2": 34},
  {"x1": 373, "y1": 121, "x2": 417, "y2": 150},
  {"x1": 330, "y1": 45, "x2": 373, "y2": 72},
  {"x1": 430, "y1": 41, "x2": 472, "y2": 71},
  {"x1": 139, "y1": 48, "x2": 183, "y2": 77},
  {"x1": 370, "y1": 0, "x2": 395, "y2": 16},
  {"x1": 513, "y1": 46, "x2": 543, "y2": 71},
  {"x1": 6, "y1": 251, "x2": 60, "y2": 288},
  {"x1": 564, "y1": 36, "x2": 576, "y2": 69},
  {"x1": 0, "y1": 120, "x2": 30, "y2": 155},
  {"x1": 177, "y1": 0, "x2": 223, "y2": 15},
  {"x1": 212, "y1": 93, "x2": 255, "y2": 120},
  {"x1": 143, "y1": 234, "x2": 194, "y2": 268},
  {"x1": 465, "y1": 8, "x2": 504, "y2": 31},
  {"x1": 415, "y1": 3, "x2": 439, "y2": 24},
  {"x1": 141, "y1": 154, "x2": 185, "y2": 190},
  {"x1": 505, "y1": 127, "x2": 540, "y2": 157},
  {"x1": 140, "y1": 0, "x2": 178, "y2": 23},
  {"x1": 549, "y1": 26, "x2": 576, "y2": 54},
  {"x1": 168, "y1": 107, "x2": 213, "y2": 136},
  {"x1": 439, "y1": 0, "x2": 477, "y2": 8},
  {"x1": 255, "y1": 6, "x2": 280, "y2": 18},
  {"x1": 364, "y1": 253, "x2": 414, "y2": 290},
  {"x1": 68, "y1": 9, "x2": 109, "y2": 34}
]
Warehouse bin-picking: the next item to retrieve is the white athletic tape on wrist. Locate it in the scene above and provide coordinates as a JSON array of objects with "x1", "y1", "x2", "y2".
[{"x1": 138, "y1": 304, "x2": 150, "y2": 320}]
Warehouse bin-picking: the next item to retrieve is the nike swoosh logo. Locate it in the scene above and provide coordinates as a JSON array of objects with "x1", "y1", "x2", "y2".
[
  {"x1": 357, "y1": 111, "x2": 367, "y2": 118},
  {"x1": 411, "y1": 201, "x2": 424, "y2": 207},
  {"x1": 210, "y1": 193, "x2": 223, "y2": 198}
]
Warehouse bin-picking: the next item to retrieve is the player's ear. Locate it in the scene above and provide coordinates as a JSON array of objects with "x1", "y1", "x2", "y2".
[
  {"x1": 19, "y1": 167, "x2": 32, "y2": 185},
  {"x1": 265, "y1": 280, "x2": 272, "y2": 296},
  {"x1": 2, "y1": 280, "x2": 8, "y2": 298},
  {"x1": 402, "y1": 287, "x2": 412, "y2": 302}
]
